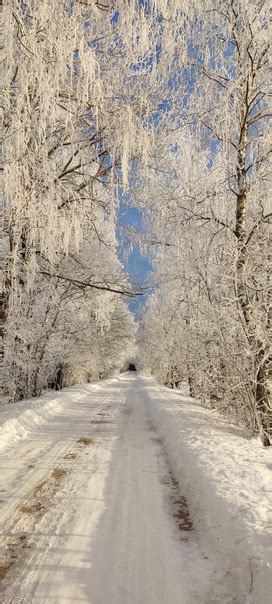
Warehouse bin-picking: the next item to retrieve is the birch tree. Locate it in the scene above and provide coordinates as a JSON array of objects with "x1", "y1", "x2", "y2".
[
  {"x1": 1, "y1": 0, "x2": 174, "y2": 400},
  {"x1": 138, "y1": 0, "x2": 271, "y2": 444},
  {"x1": 188, "y1": 0, "x2": 271, "y2": 444}
]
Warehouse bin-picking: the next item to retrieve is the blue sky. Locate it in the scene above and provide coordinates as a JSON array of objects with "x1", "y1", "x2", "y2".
[{"x1": 117, "y1": 203, "x2": 152, "y2": 318}]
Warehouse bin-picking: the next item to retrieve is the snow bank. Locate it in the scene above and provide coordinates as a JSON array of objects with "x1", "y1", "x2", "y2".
[
  {"x1": 0, "y1": 383, "x2": 99, "y2": 454},
  {"x1": 144, "y1": 377, "x2": 272, "y2": 604},
  {"x1": 0, "y1": 396, "x2": 63, "y2": 454}
]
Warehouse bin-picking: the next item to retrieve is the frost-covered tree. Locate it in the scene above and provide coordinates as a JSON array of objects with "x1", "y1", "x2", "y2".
[
  {"x1": 4, "y1": 211, "x2": 136, "y2": 400},
  {"x1": 2, "y1": 0, "x2": 271, "y2": 449},
  {"x1": 1, "y1": 0, "x2": 175, "y2": 400},
  {"x1": 138, "y1": 0, "x2": 271, "y2": 445},
  {"x1": 2, "y1": 0, "x2": 174, "y2": 297}
]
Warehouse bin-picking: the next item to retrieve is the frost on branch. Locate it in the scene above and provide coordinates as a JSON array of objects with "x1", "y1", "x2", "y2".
[
  {"x1": 137, "y1": 0, "x2": 271, "y2": 445},
  {"x1": 2, "y1": 1, "x2": 271, "y2": 448},
  {"x1": 2, "y1": 0, "x2": 163, "y2": 399}
]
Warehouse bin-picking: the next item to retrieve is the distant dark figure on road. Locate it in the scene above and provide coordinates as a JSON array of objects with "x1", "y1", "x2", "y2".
[{"x1": 128, "y1": 363, "x2": 137, "y2": 371}]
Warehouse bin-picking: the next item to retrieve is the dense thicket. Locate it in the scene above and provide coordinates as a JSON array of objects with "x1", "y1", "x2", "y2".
[
  {"x1": 1, "y1": 0, "x2": 170, "y2": 399},
  {"x1": 1, "y1": 1, "x2": 271, "y2": 447},
  {"x1": 137, "y1": 0, "x2": 271, "y2": 445}
]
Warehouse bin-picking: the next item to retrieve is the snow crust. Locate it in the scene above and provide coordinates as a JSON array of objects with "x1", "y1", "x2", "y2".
[
  {"x1": 0, "y1": 380, "x2": 116, "y2": 454},
  {"x1": 144, "y1": 376, "x2": 272, "y2": 603},
  {"x1": 0, "y1": 374, "x2": 271, "y2": 603}
]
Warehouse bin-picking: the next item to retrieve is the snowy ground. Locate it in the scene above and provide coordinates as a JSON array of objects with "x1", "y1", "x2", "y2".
[{"x1": 0, "y1": 374, "x2": 271, "y2": 603}]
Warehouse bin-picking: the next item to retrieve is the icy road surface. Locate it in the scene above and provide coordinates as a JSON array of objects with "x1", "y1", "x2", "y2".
[{"x1": 0, "y1": 374, "x2": 271, "y2": 603}]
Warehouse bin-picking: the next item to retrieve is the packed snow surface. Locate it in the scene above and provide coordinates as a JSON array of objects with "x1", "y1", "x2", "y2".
[{"x1": 0, "y1": 374, "x2": 271, "y2": 603}]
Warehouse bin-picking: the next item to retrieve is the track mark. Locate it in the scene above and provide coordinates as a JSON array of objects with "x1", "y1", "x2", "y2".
[{"x1": 77, "y1": 436, "x2": 94, "y2": 446}]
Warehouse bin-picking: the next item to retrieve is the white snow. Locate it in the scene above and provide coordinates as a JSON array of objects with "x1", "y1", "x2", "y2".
[
  {"x1": 0, "y1": 383, "x2": 105, "y2": 455},
  {"x1": 0, "y1": 374, "x2": 271, "y2": 603},
  {"x1": 145, "y1": 377, "x2": 272, "y2": 603}
]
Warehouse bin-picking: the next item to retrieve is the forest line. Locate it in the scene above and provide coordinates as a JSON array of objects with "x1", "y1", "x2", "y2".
[{"x1": 1, "y1": 1, "x2": 271, "y2": 445}]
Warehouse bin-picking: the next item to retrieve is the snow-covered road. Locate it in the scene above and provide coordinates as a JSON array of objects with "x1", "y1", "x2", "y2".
[{"x1": 0, "y1": 374, "x2": 271, "y2": 603}]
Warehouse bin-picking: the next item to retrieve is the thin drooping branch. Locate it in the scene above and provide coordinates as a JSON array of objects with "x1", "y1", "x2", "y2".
[{"x1": 40, "y1": 270, "x2": 143, "y2": 297}]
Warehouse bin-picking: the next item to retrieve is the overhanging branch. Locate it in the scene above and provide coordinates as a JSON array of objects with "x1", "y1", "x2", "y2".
[{"x1": 40, "y1": 270, "x2": 143, "y2": 297}]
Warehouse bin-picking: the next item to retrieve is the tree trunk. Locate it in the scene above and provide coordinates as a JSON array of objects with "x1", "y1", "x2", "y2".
[
  {"x1": 55, "y1": 364, "x2": 64, "y2": 390},
  {"x1": 235, "y1": 93, "x2": 271, "y2": 445},
  {"x1": 188, "y1": 375, "x2": 196, "y2": 398},
  {"x1": 255, "y1": 357, "x2": 271, "y2": 447}
]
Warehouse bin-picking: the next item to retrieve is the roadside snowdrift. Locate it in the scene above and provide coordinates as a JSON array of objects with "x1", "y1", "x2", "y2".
[
  {"x1": 0, "y1": 381, "x2": 108, "y2": 454},
  {"x1": 0, "y1": 375, "x2": 271, "y2": 603},
  {"x1": 144, "y1": 377, "x2": 272, "y2": 604}
]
